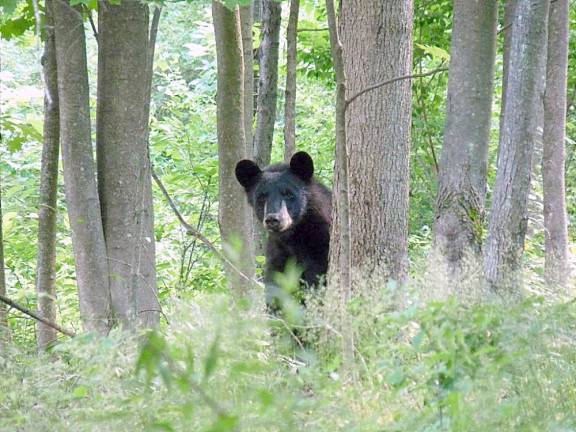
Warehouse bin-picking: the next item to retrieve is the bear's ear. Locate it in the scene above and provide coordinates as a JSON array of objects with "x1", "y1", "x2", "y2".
[
  {"x1": 289, "y1": 151, "x2": 314, "y2": 182},
  {"x1": 235, "y1": 159, "x2": 262, "y2": 190}
]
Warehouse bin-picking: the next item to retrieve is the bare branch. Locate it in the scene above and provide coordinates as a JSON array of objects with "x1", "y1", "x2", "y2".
[
  {"x1": 151, "y1": 170, "x2": 263, "y2": 289},
  {"x1": 296, "y1": 27, "x2": 328, "y2": 32},
  {"x1": 87, "y1": 9, "x2": 98, "y2": 42},
  {"x1": 345, "y1": 67, "x2": 448, "y2": 109},
  {"x1": 0, "y1": 293, "x2": 76, "y2": 338}
]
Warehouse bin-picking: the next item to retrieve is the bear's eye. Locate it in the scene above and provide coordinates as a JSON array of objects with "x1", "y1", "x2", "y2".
[{"x1": 281, "y1": 189, "x2": 295, "y2": 200}]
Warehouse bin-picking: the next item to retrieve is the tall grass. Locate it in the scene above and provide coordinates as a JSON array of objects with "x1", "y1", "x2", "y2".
[{"x1": 1, "y1": 277, "x2": 575, "y2": 431}]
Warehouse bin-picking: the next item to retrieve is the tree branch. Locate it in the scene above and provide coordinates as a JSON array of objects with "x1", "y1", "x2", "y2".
[
  {"x1": 345, "y1": 67, "x2": 449, "y2": 109},
  {"x1": 151, "y1": 170, "x2": 263, "y2": 289},
  {"x1": 296, "y1": 27, "x2": 328, "y2": 32},
  {"x1": 87, "y1": 8, "x2": 98, "y2": 42},
  {"x1": 0, "y1": 293, "x2": 76, "y2": 337}
]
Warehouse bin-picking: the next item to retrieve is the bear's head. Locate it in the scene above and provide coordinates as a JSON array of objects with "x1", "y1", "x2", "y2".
[{"x1": 235, "y1": 151, "x2": 314, "y2": 233}]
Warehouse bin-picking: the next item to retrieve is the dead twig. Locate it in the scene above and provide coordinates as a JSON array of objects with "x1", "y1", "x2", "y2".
[
  {"x1": 151, "y1": 170, "x2": 263, "y2": 289},
  {"x1": 0, "y1": 293, "x2": 76, "y2": 337},
  {"x1": 345, "y1": 67, "x2": 449, "y2": 109}
]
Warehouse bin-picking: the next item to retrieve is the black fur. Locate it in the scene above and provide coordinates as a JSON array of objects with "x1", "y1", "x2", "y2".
[{"x1": 235, "y1": 152, "x2": 332, "y2": 309}]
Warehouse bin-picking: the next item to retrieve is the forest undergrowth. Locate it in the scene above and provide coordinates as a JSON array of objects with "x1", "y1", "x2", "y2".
[{"x1": 1, "y1": 265, "x2": 575, "y2": 432}]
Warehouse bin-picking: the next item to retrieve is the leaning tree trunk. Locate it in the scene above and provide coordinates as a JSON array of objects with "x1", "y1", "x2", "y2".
[
  {"x1": 542, "y1": 0, "x2": 570, "y2": 286},
  {"x1": 253, "y1": 0, "x2": 281, "y2": 168},
  {"x1": 53, "y1": 0, "x2": 111, "y2": 334},
  {"x1": 334, "y1": 0, "x2": 413, "y2": 284},
  {"x1": 433, "y1": 0, "x2": 498, "y2": 273},
  {"x1": 283, "y1": 0, "x2": 299, "y2": 161},
  {"x1": 97, "y1": 0, "x2": 159, "y2": 329},
  {"x1": 212, "y1": 1, "x2": 255, "y2": 294},
  {"x1": 36, "y1": 0, "x2": 60, "y2": 350},
  {"x1": 483, "y1": 0, "x2": 551, "y2": 291}
]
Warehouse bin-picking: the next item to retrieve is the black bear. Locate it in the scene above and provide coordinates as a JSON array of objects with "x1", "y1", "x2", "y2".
[{"x1": 235, "y1": 151, "x2": 332, "y2": 309}]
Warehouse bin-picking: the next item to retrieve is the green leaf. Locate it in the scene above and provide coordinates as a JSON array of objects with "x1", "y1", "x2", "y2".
[
  {"x1": 72, "y1": 385, "x2": 89, "y2": 398},
  {"x1": 203, "y1": 334, "x2": 220, "y2": 381}
]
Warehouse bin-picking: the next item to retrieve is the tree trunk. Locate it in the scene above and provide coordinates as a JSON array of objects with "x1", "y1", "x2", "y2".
[
  {"x1": 542, "y1": 0, "x2": 570, "y2": 286},
  {"x1": 0, "y1": 180, "x2": 9, "y2": 343},
  {"x1": 36, "y1": 0, "x2": 60, "y2": 350},
  {"x1": 335, "y1": 0, "x2": 413, "y2": 283},
  {"x1": 240, "y1": 5, "x2": 254, "y2": 158},
  {"x1": 433, "y1": 0, "x2": 498, "y2": 272},
  {"x1": 500, "y1": 0, "x2": 517, "y2": 133},
  {"x1": 253, "y1": 0, "x2": 281, "y2": 168},
  {"x1": 483, "y1": 0, "x2": 550, "y2": 291},
  {"x1": 325, "y1": 0, "x2": 355, "y2": 379},
  {"x1": 212, "y1": 1, "x2": 255, "y2": 294},
  {"x1": 283, "y1": 0, "x2": 299, "y2": 162},
  {"x1": 97, "y1": 0, "x2": 159, "y2": 329},
  {"x1": 53, "y1": 0, "x2": 111, "y2": 334}
]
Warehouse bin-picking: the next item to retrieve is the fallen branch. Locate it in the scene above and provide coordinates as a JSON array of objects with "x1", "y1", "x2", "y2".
[
  {"x1": 0, "y1": 293, "x2": 76, "y2": 337},
  {"x1": 345, "y1": 67, "x2": 449, "y2": 109},
  {"x1": 151, "y1": 170, "x2": 263, "y2": 289}
]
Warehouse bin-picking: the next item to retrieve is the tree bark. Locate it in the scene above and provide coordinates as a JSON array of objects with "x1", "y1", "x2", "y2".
[
  {"x1": 325, "y1": 0, "x2": 354, "y2": 379},
  {"x1": 542, "y1": 0, "x2": 570, "y2": 286},
  {"x1": 253, "y1": 0, "x2": 281, "y2": 168},
  {"x1": 335, "y1": 0, "x2": 413, "y2": 283},
  {"x1": 283, "y1": 0, "x2": 299, "y2": 162},
  {"x1": 240, "y1": 5, "x2": 254, "y2": 158},
  {"x1": 0, "y1": 180, "x2": 9, "y2": 343},
  {"x1": 36, "y1": 0, "x2": 60, "y2": 350},
  {"x1": 212, "y1": 1, "x2": 256, "y2": 294},
  {"x1": 433, "y1": 0, "x2": 498, "y2": 272},
  {"x1": 500, "y1": 0, "x2": 517, "y2": 133},
  {"x1": 97, "y1": 0, "x2": 159, "y2": 329},
  {"x1": 53, "y1": 0, "x2": 111, "y2": 334},
  {"x1": 483, "y1": 0, "x2": 550, "y2": 291}
]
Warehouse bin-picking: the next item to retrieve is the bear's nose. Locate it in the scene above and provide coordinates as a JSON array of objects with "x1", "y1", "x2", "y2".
[{"x1": 264, "y1": 215, "x2": 280, "y2": 230}]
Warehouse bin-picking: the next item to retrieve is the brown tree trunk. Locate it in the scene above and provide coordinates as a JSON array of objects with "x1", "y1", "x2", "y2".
[
  {"x1": 212, "y1": 1, "x2": 256, "y2": 294},
  {"x1": 253, "y1": 0, "x2": 281, "y2": 168},
  {"x1": 36, "y1": 0, "x2": 60, "y2": 350},
  {"x1": 433, "y1": 0, "x2": 498, "y2": 272},
  {"x1": 483, "y1": 0, "x2": 551, "y2": 291},
  {"x1": 97, "y1": 0, "x2": 159, "y2": 329},
  {"x1": 335, "y1": 0, "x2": 413, "y2": 283},
  {"x1": 283, "y1": 0, "x2": 299, "y2": 161},
  {"x1": 542, "y1": 0, "x2": 570, "y2": 286},
  {"x1": 53, "y1": 0, "x2": 111, "y2": 334}
]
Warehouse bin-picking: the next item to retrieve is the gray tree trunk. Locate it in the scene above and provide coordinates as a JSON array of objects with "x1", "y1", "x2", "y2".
[
  {"x1": 253, "y1": 0, "x2": 281, "y2": 168},
  {"x1": 212, "y1": 1, "x2": 256, "y2": 294},
  {"x1": 542, "y1": 0, "x2": 570, "y2": 286},
  {"x1": 500, "y1": 0, "x2": 517, "y2": 133},
  {"x1": 483, "y1": 0, "x2": 550, "y2": 291},
  {"x1": 53, "y1": 1, "x2": 111, "y2": 334},
  {"x1": 433, "y1": 0, "x2": 498, "y2": 272},
  {"x1": 283, "y1": 0, "x2": 299, "y2": 162},
  {"x1": 240, "y1": 5, "x2": 254, "y2": 158},
  {"x1": 336, "y1": 0, "x2": 413, "y2": 283},
  {"x1": 326, "y1": 0, "x2": 355, "y2": 378},
  {"x1": 0, "y1": 180, "x2": 9, "y2": 343},
  {"x1": 97, "y1": 0, "x2": 159, "y2": 329},
  {"x1": 36, "y1": 0, "x2": 60, "y2": 350}
]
